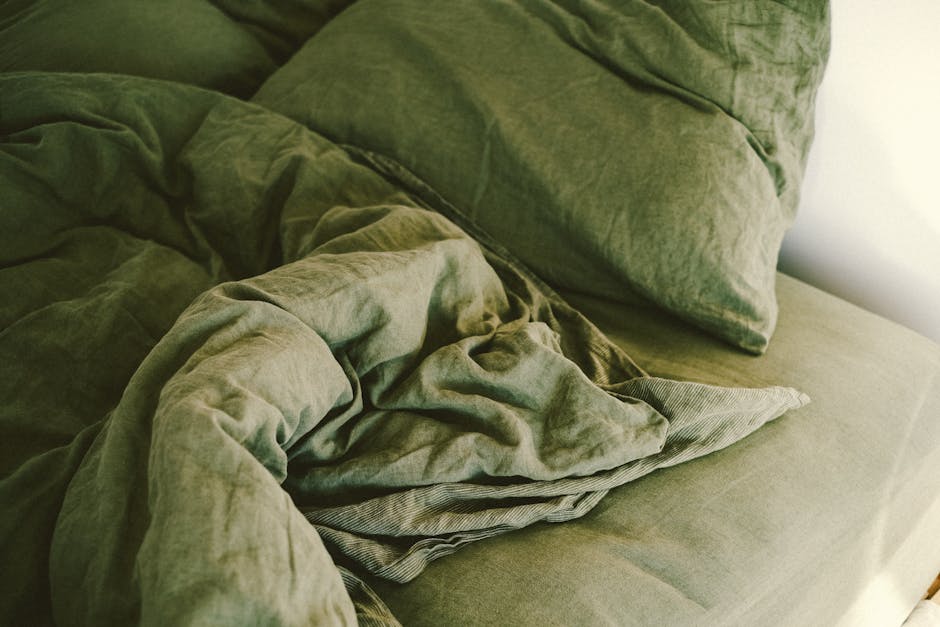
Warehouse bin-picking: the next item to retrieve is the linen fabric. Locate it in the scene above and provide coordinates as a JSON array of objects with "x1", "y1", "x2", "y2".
[
  {"x1": 252, "y1": 0, "x2": 830, "y2": 353},
  {"x1": 0, "y1": 0, "x2": 354, "y2": 97},
  {"x1": 0, "y1": 72, "x2": 806, "y2": 625},
  {"x1": 370, "y1": 274, "x2": 940, "y2": 626}
]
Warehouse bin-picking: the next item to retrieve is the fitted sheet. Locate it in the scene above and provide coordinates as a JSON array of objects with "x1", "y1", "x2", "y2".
[{"x1": 371, "y1": 273, "x2": 940, "y2": 626}]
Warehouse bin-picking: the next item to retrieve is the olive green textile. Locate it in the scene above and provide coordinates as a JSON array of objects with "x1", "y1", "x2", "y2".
[
  {"x1": 0, "y1": 0, "x2": 355, "y2": 97},
  {"x1": 370, "y1": 275, "x2": 940, "y2": 626},
  {"x1": 1, "y1": 72, "x2": 805, "y2": 625},
  {"x1": 253, "y1": 0, "x2": 830, "y2": 353}
]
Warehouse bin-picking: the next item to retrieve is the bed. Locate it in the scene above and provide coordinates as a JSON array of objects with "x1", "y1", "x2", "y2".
[{"x1": 2, "y1": 1, "x2": 938, "y2": 625}]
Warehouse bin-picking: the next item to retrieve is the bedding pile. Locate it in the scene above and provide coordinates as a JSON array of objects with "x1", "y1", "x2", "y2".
[
  {"x1": 1, "y1": 1, "x2": 830, "y2": 625},
  {"x1": 0, "y1": 70, "x2": 805, "y2": 626}
]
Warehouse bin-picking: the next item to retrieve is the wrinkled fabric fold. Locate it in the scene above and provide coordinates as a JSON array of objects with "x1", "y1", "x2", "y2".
[{"x1": 2, "y1": 72, "x2": 808, "y2": 626}]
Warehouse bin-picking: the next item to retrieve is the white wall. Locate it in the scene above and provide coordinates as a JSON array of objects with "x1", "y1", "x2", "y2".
[{"x1": 778, "y1": 0, "x2": 940, "y2": 344}]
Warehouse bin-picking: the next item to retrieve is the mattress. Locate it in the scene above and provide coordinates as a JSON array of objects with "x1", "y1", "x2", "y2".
[{"x1": 370, "y1": 273, "x2": 940, "y2": 626}]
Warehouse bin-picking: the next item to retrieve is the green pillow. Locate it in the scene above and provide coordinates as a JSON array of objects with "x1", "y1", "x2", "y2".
[
  {"x1": 253, "y1": 0, "x2": 830, "y2": 352},
  {"x1": 206, "y1": 0, "x2": 356, "y2": 64},
  {"x1": 0, "y1": 0, "x2": 355, "y2": 97}
]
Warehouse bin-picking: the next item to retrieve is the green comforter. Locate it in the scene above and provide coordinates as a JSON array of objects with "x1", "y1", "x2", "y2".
[{"x1": 0, "y1": 73, "x2": 806, "y2": 625}]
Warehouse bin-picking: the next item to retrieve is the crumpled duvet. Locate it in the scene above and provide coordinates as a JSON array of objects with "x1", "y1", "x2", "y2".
[{"x1": 0, "y1": 73, "x2": 806, "y2": 625}]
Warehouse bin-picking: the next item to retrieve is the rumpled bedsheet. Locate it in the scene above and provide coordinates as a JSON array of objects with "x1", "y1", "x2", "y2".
[{"x1": 0, "y1": 73, "x2": 807, "y2": 625}]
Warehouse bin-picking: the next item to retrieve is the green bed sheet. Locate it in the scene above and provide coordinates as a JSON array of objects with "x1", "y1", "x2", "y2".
[
  {"x1": 3, "y1": 2, "x2": 932, "y2": 625},
  {"x1": 1, "y1": 73, "x2": 806, "y2": 625},
  {"x1": 369, "y1": 273, "x2": 940, "y2": 626}
]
